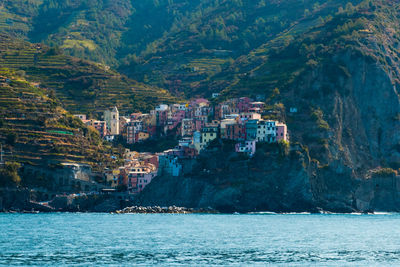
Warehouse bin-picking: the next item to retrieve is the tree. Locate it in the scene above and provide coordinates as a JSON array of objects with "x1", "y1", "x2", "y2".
[{"x1": 0, "y1": 162, "x2": 21, "y2": 187}]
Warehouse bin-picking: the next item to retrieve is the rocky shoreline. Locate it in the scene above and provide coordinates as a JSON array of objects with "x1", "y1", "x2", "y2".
[{"x1": 115, "y1": 205, "x2": 219, "y2": 214}]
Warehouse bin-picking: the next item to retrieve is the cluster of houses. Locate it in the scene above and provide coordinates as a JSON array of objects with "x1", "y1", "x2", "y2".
[
  {"x1": 74, "y1": 96, "x2": 289, "y2": 194},
  {"x1": 104, "y1": 151, "x2": 159, "y2": 194},
  {"x1": 75, "y1": 97, "x2": 288, "y2": 156}
]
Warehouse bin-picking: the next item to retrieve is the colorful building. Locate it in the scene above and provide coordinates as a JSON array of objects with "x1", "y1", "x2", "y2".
[
  {"x1": 276, "y1": 123, "x2": 289, "y2": 142},
  {"x1": 200, "y1": 126, "x2": 219, "y2": 150},
  {"x1": 257, "y1": 120, "x2": 277, "y2": 143},
  {"x1": 158, "y1": 154, "x2": 182, "y2": 177},
  {"x1": 245, "y1": 119, "x2": 259, "y2": 141},
  {"x1": 225, "y1": 123, "x2": 246, "y2": 141},
  {"x1": 104, "y1": 106, "x2": 120, "y2": 135},
  {"x1": 235, "y1": 140, "x2": 256, "y2": 156}
]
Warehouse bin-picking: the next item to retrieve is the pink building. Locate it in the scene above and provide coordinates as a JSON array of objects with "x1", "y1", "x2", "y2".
[
  {"x1": 235, "y1": 140, "x2": 256, "y2": 156},
  {"x1": 194, "y1": 117, "x2": 207, "y2": 131},
  {"x1": 237, "y1": 97, "x2": 253, "y2": 112},
  {"x1": 128, "y1": 170, "x2": 157, "y2": 193},
  {"x1": 239, "y1": 112, "x2": 261, "y2": 122},
  {"x1": 167, "y1": 110, "x2": 186, "y2": 131},
  {"x1": 173, "y1": 110, "x2": 185, "y2": 122},
  {"x1": 137, "y1": 172, "x2": 157, "y2": 193},
  {"x1": 276, "y1": 123, "x2": 288, "y2": 142}
]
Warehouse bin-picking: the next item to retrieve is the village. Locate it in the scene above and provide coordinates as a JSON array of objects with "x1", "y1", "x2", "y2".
[{"x1": 72, "y1": 96, "x2": 289, "y2": 194}]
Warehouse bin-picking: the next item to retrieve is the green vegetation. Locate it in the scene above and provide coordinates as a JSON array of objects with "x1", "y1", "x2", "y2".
[
  {"x1": 1, "y1": 0, "x2": 400, "y2": 175},
  {"x1": 371, "y1": 168, "x2": 397, "y2": 178},
  {"x1": 0, "y1": 162, "x2": 21, "y2": 187},
  {"x1": 311, "y1": 109, "x2": 330, "y2": 130},
  {"x1": 0, "y1": 0, "x2": 393, "y2": 103},
  {"x1": 0, "y1": 71, "x2": 121, "y2": 171},
  {"x1": 0, "y1": 0, "x2": 369, "y2": 98},
  {"x1": 0, "y1": 33, "x2": 177, "y2": 115}
]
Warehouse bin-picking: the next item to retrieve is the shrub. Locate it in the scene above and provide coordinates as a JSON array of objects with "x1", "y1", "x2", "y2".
[
  {"x1": 0, "y1": 161, "x2": 21, "y2": 187},
  {"x1": 311, "y1": 108, "x2": 330, "y2": 130},
  {"x1": 278, "y1": 140, "x2": 290, "y2": 156},
  {"x1": 372, "y1": 168, "x2": 396, "y2": 178}
]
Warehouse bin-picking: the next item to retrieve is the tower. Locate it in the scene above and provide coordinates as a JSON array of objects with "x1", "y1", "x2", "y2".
[{"x1": 104, "y1": 106, "x2": 119, "y2": 135}]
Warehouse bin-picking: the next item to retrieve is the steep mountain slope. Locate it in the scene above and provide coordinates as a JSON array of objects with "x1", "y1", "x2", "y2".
[
  {"x1": 0, "y1": 0, "x2": 364, "y2": 97},
  {"x1": 2, "y1": 0, "x2": 400, "y2": 211},
  {"x1": 134, "y1": 0, "x2": 400, "y2": 211},
  {"x1": 0, "y1": 69, "x2": 119, "y2": 171},
  {"x1": 223, "y1": 0, "x2": 400, "y2": 169},
  {"x1": 0, "y1": 33, "x2": 176, "y2": 114}
]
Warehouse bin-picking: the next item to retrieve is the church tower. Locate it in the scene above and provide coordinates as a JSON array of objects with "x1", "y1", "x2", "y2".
[{"x1": 104, "y1": 106, "x2": 119, "y2": 135}]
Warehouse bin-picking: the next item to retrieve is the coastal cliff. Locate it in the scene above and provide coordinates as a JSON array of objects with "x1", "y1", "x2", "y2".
[
  {"x1": 136, "y1": 142, "x2": 314, "y2": 213},
  {"x1": 137, "y1": 47, "x2": 400, "y2": 212}
]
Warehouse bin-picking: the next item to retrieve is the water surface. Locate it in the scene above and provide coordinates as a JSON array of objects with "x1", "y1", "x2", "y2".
[{"x1": 1, "y1": 213, "x2": 399, "y2": 266}]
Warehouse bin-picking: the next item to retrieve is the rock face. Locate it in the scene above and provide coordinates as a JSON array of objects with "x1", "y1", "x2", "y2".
[
  {"x1": 284, "y1": 49, "x2": 400, "y2": 212},
  {"x1": 355, "y1": 175, "x2": 400, "y2": 212},
  {"x1": 137, "y1": 49, "x2": 400, "y2": 213},
  {"x1": 0, "y1": 189, "x2": 30, "y2": 211},
  {"x1": 48, "y1": 194, "x2": 131, "y2": 212},
  {"x1": 137, "y1": 142, "x2": 317, "y2": 213},
  {"x1": 0, "y1": 190, "x2": 133, "y2": 213}
]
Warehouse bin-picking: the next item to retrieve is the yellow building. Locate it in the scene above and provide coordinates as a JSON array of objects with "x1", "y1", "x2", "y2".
[
  {"x1": 106, "y1": 168, "x2": 120, "y2": 188},
  {"x1": 138, "y1": 132, "x2": 150, "y2": 142},
  {"x1": 200, "y1": 126, "x2": 219, "y2": 150}
]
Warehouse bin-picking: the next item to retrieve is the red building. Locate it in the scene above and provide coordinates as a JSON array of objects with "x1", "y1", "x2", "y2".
[{"x1": 225, "y1": 123, "x2": 246, "y2": 141}]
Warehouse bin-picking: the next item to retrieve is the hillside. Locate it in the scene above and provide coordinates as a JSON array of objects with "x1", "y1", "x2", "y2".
[
  {"x1": 0, "y1": 33, "x2": 176, "y2": 115},
  {"x1": 0, "y1": 69, "x2": 120, "y2": 171},
  {"x1": 0, "y1": 0, "x2": 365, "y2": 97},
  {"x1": 2, "y1": 0, "x2": 400, "y2": 211}
]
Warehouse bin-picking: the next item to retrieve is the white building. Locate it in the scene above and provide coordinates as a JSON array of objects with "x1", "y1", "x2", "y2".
[
  {"x1": 256, "y1": 120, "x2": 277, "y2": 143},
  {"x1": 181, "y1": 118, "x2": 194, "y2": 137},
  {"x1": 155, "y1": 104, "x2": 169, "y2": 111}
]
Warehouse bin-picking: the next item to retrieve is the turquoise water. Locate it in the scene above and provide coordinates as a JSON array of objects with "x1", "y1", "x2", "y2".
[{"x1": 1, "y1": 213, "x2": 400, "y2": 266}]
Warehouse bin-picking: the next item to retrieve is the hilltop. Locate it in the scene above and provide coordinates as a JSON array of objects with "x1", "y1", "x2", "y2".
[
  {"x1": 0, "y1": 0, "x2": 365, "y2": 97},
  {"x1": 1, "y1": 0, "x2": 400, "y2": 212},
  {"x1": 0, "y1": 33, "x2": 177, "y2": 115}
]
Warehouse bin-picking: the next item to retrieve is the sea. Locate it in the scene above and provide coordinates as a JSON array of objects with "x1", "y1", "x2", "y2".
[{"x1": 1, "y1": 213, "x2": 399, "y2": 266}]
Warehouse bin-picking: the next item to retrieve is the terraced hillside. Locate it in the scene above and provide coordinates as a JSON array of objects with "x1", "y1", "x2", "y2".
[
  {"x1": 0, "y1": 69, "x2": 121, "y2": 171},
  {"x1": 0, "y1": 34, "x2": 177, "y2": 115},
  {"x1": 0, "y1": 0, "x2": 365, "y2": 98}
]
